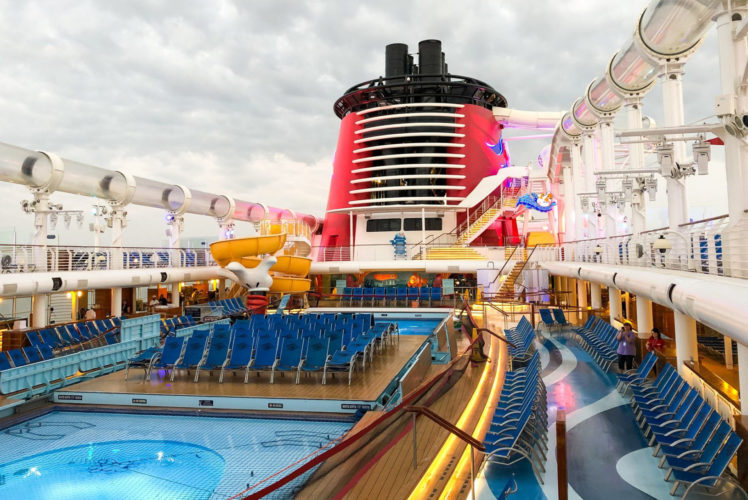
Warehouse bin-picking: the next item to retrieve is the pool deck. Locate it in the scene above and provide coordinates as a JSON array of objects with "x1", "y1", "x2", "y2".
[{"x1": 53, "y1": 335, "x2": 428, "y2": 413}]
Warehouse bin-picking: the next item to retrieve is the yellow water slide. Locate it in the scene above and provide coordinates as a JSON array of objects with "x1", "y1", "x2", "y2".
[{"x1": 209, "y1": 234, "x2": 311, "y2": 293}]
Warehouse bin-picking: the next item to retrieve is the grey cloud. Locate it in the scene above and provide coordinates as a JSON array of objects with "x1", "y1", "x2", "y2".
[{"x1": 0, "y1": 0, "x2": 727, "y2": 244}]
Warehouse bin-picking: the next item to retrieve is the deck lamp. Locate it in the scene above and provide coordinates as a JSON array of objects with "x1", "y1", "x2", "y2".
[
  {"x1": 622, "y1": 178, "x2": 633, "y2": 202},
  {"x1": 595, "y1": 178, "x2": 607, "y2": 204},
  {"x1": 645, "y1": 176, "x2": 658, "y2": 202},
  {"x1": 692, "y1": 139, "x2": 710, "y2": 175},
  {"x1": 653, "y1": 235, "x2": 672, "y2": 254},
  {"x1": 594, "y1": 245, "x2": 603, "y2": 255},
  {"x1": 657, "y1": 142, "x2": 674, "y2": 176}
]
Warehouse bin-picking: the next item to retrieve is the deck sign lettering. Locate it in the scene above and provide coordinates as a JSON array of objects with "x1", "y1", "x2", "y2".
[
  {"x1": 132, "y1": 398, "x2": 147, "y2": 404},
  {"x1": 341, "y1": 403, "x2": 371, "y2": 410},
  {"x1": 57, "y1": 394, "x2": 82, "y2": 401},
  {"x1": 199, "y1": 400, "x2": 214, "y2": 407},
  {"x1": 268, "y1": 403, "x2": 284, "y2": 409}
]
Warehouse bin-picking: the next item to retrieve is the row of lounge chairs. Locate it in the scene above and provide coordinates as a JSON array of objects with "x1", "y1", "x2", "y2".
[
  {"x1": 1, "y1": 322, "x2": 121, "y2": 372},
  {"x1": 485, "y1": 352, "x2": 548, "y2": 483},
  {"x1": 570, "y1": 315, "x2": 619, "y2": 371},
  {"x1": 504, "y1": 316, "x2": 537, "y2": 361},
  {"x1": 619, "y1": 356, "x2": 742, "y2": 495},
  {"x1": 538, "y1": 308, "x2": 570, "y2": 330},
  {"x1": 210, "y1": 298, "x2": 247, "y2": 316},
  {"x1": 25, "y1": 318, "x2": 121, "y2": 352},
  {"x1": 339, "y1": 287, "x2": 443, "y2": 307},
  {"x1": 128, "y1": 316, "x2": 397, "y2": 385},
  {"x1": 160, "y1": 315, "x2": 196, "y2": 336}
]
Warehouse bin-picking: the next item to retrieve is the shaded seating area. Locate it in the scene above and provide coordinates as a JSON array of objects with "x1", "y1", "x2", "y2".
[
  {"x1": 135, "y1": 312, "x2": 399, "y2": 385},
  {"x1": 485, "y1": 351, "x2": 548, "y2": 483},
  {"x1": 504, "y1": 316, "x2": 537, "y2": 361},
  {"x1": 625, "y1": 362, "x2": 743, "y2": 495},
  {"x1": 570, "y1": 315, "x2": 618, "y2": 371},
  {"x1": 339, "y1": 286, "x2": 444, "y2": 307},
  {"x1": 8, "y1": 318, "x2": 125, "y2": 372},
  {"x1": 1, "y1": 315, "x2": 161, "y2": 398}
]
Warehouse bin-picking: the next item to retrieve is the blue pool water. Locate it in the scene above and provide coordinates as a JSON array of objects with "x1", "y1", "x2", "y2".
[
  {"x1": 379, "y1": 319, "x2": 442, "y2": 335},
  {"x1": 0, "y1": 411, "x2": 351, "y2": 499}
]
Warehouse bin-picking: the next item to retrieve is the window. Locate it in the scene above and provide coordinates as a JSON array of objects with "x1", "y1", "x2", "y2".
[
  {"x1": 403, "y1": 218, "x2": 442, "y2": 231},
  {"x1": 366, "y1": 218, "x2": 401, "y2": 232}
]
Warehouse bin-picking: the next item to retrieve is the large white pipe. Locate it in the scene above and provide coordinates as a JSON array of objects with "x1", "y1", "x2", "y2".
[
  {"x1": 0, "y1": 267, "x2": 225, "y2": 298},
  {"x1": 542, "y1": 261, "x2": 748, "y2": 347},
  {"x1": 0, "y1": 141, "x2": 321, "y2": 229},
  {"x1": 310, "y1": 260, "x2": 516, "y2": 275},
  {"x1": 492, "y1": 108, "x2": 564, "y2": 130}
]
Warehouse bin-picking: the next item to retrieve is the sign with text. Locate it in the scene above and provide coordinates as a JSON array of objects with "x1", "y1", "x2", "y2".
[{"x1": 442, "y1": 279, "x2": 455, "y2": 296}]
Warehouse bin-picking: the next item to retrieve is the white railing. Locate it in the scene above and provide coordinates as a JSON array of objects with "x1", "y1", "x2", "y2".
[
  {"x1": 535, "y1": 213, "x2": 748, "y2": 280},
  {"x1": 0, "y1": 244, "x2": 217, "y2": 274}
]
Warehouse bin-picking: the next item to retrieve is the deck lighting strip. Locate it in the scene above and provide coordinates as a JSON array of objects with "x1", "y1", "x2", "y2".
[{"x1": 407, "y1": 329, "x2": 498, "y2": 499}]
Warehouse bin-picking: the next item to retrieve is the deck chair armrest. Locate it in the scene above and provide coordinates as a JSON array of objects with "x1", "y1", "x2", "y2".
[
  {"x1": 653, "y1": 417, "x2": 680, "y2": 427},
  {"x1": 681, "y1": 462, "x2": 710, "y2": 473},
  {"x1": 675, "y1": 449, "x2": 702, "y2": 460},
  {"x1": 668, "y1": 437, "x2": 694, "y2": 447}
]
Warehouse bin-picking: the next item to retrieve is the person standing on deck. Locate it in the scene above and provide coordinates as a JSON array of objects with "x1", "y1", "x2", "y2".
[{"x1": 616, "y1": 322, "x2": 636, "y2": 371}]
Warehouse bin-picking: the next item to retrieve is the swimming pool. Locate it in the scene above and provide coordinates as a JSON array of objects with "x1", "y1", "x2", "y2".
[
  {"x1": 0, "y1": 411, "x2": 351, "y2": 499},
  {"x1": 381, "y1": 319, "x2": 442, "y2": 335}
]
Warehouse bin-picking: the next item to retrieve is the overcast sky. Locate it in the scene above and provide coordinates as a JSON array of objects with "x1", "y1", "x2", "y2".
[{"x1": 0, "y1": 0, "x2": 728, "y2": 246}]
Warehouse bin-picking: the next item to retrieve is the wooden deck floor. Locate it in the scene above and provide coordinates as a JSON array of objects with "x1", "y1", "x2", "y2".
[
  {"x1": 66, "y1": 335, "x2": 427, "y2": 402},
  {"x1": 296, "y1": 309, "x2": 507, "y2": 500}
]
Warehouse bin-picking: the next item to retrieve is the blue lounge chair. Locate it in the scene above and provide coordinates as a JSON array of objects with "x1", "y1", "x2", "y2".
[
  {"x1": 539, "y1": 309, "x2": 556, "y2": 330},
  {"x1": 7, "y1": 349, "x2": 27, "y2": 367},
  {"x1": 300, "y1": 338, "x2": 330, "y2": 382},
  {"x1": 431, "y1": 287, "x2": 442, "y2": 306},
  {"x1": 272, "y1": 338, "x2": 305, "y2": 383},
  {"x1": 667, "y1": 432, "x2": 742, "y2": 495},
  {"x1": 219, "y1": 338, "x2": 254, "y2": 383},
  {"x1": 22, "y1": 346, "x2": 43, "y2": 364},
  {"x1": 170, "y1": 335, "x2": 209, "y2": 381},
  {"x1": 385, "y1": 287, "x2": 396, "y2": 306},
  {"x1": 248, "y1": 336, "x2": 280, "y2": 381},
  {"x1": 194, "y1": 337, "x2": 230, "y2": 382},
  {"x1": 551, "y1": 309, "x2": 569, "y2": 327},
  {"x1": 374, "y1": 287, "x2": 386, "y2": 306},
  {"x1": 0, "y1": 353, "x2": 12, "y2": 371},
  {"x1": 124, "y1": 347, "x2": 161, "y2": 380},
  {"x1": 396, "y1": 287, "x2": 407, "y2": 306},
  {"x1": 26, "y1": 331, "x2": 44, "y2": 348},
  {"x1": 363, "y1": 287, "x2": 374, "y2": 306},
  {"x1": 147, "y1": 337, "x2": 185, "y2": 378},
  {"x1": 324, "y1": 349, "x2": 357, "y2": 385},
  {"x1": 38, "y1": 343, "x2": 55, "y2": 361}
]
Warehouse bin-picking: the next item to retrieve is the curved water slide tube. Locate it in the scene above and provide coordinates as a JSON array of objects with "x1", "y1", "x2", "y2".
[
  {"x1": 210, "y1": 234, "x2": 311, "y2": 293},
  {"x1": 550, "y1": 0, "x2": 724, "y2": 179},
  {"x1": 0, "y1": 141, "x2": 321, "y2": 230}
]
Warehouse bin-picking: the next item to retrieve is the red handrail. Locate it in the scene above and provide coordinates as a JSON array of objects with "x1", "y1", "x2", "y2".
[{"x1": 231, "y1": 324, "x2": 488, "y2": 499}]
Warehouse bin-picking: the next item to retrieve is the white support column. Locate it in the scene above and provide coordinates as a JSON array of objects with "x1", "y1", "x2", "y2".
[
  {"x1": 725, "y1": 336, "x2": 735, "y2": 370},
  {"x1": 609, "y1": 287, "x2": 621, "y2": 326},
  {"x1": 674, "y1": 310, "x2": 699, "y2": 376},
  {"x1": 716, "y1": 11, "x2": 747, "y2": 220},
  {"x1": 738, "y1": 343, "x2": 748, "y2": 410},
  {"x1": 218, "y1": 218, "x2": 235, "y2": 240},
  {"x1": 31, "y1": 191, "x2": 49, "y2": 328},
  {"x1": 625, "y1": 98, "x2": 647, "y2": 234},
  {"x1": 581, "y1": 132, "x2": 598, "y2": 238},
  {"x1": 598, "y1": 118, "x2": 619, "y2": 238},
  {"x1": 167, "y1": 214, "x2": 184, "y2": 267},
  {"x1": 571, "y1": 142, "x2": 586, "y2": 241},
  {"x1": 660, "y1": 64, "x2": 689, "y2": 230},
  {"x1": 562, "y1": 164, "x2": 576, "y2": 242},
  {"x1": 590, "y1": 282, "x2": 602, "y2": 310},
  {"x1": 109, "y1": 206, "x2": 126, "y2": 317},
  {"x1": 636, "y1": 296, "x2": 653, "y2": 340},
  {"x1": 577, "y1": 280, "x2": 588, "y2": 311}
]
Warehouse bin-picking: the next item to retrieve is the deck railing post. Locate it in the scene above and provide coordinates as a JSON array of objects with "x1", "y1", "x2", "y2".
[
  {"x1": 412, "y1": 413, "x2": 418, "y2": 469},
  {"x1": 469, "y1": 444, "x2": 476, "y2": 500},
  {"x1": 557, "y1": 408, "x2": 568, "y2": 500}
]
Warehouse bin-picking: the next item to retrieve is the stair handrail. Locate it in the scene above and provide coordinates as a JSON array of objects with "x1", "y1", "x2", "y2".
[
  {"x1": 403, "y1": 406, "x2": 485, "y2": 451},
  {"x1": 488, "y1": 246, "x2": 518, "y2": 286},
  {"x1": 456, "y1": 193, "x2": 505, "y2": 240}
]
